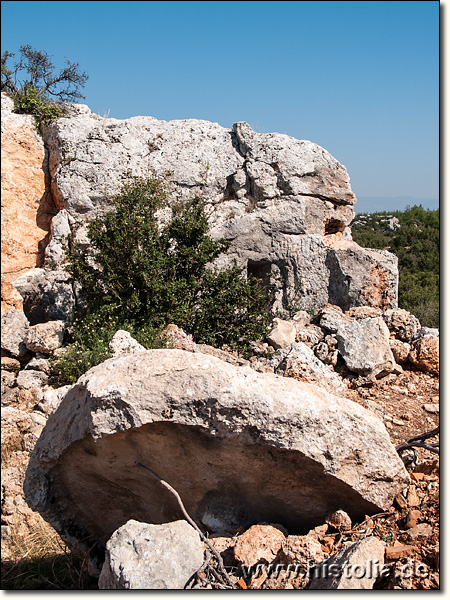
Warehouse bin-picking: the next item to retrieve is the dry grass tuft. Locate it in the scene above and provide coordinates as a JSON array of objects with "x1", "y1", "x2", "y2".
[{"x1": 1, "y1": 514, "x2": 96, "y2": 590}]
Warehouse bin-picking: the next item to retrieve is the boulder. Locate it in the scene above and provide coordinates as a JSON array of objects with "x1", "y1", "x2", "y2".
[
  {"x1": 36, "y1": 385, "x2": 72, "y2": 417},
  {"x1": 294, "y1": 324, "x2": 324, "y2": 347},
  {"x1": 16, "y1": 369, "x2": 48, "y2": 390},
  {"x1": 98, "y1": 519, "x2": 204, "y2": 589},
  {"x1": 109, "y1": 330, "x2": 146, "y2": 358},
  {"x1": 292, "y1": 310, "x2": 312, "y2": 327},
  {"x1": 24, "y1": 320, "x2": 65, "y2": 354},
  {"x1": 320, "y1": 307, "x2": 395, "y2": 377},
  {"x1": 1, "y1": 309, "x2": 29, "y2": 358},
  {"x1": 271, "y1": 342, "x2": 346, "y2": 395},
  {"x1": 266, "y1": 318, "x2": 297, "y2": 349},
  {"x1": 24, "y1": 355, "x2": 51, "y2": 374},
  {"x1": 383, "y1": 308, "x2": 421, "y2": 343},
  {"x1": 408, "y1": 335, "x2": 439, "y2": 375},
  {"x1": 1, "y1": 357, "x2": 21, "y2": 372},
  {"x1": 416, "y1": 327, "x2": 438, "y2": 339},
  {"x1": 309, "y1": 536, "x2": 385, "y2": 589},
  {"x1": 160, "y1": 324, "x2": 196, "y2": 352},
  {"x1": 24, "y1": 349, "x2": 408, "y2": 570},
  {"x1": 389, "y1": 339, "x2": 411, "y2": 365},
  {"x1": 234, "y1": 524, "x2": 285, "y2": 567},
  {"x1": 325, "y1": 509, "x2": 352, "y2": 531},
  {"x1": 325, "y1": 245, "x2": 398, "y2": 312}
]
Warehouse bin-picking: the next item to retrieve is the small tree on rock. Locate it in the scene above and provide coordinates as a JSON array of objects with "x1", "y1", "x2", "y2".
[{"x1": 1, "y1": 45, "x2": 88, "y2": 126}]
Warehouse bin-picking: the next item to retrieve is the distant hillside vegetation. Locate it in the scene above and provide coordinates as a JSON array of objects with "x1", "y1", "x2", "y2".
[{"x1": 351, "y1": 205, "x2": 439, "y2": 328}]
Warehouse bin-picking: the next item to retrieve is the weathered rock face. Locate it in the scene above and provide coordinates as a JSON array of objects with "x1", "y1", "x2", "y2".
[
  {"x1": 1, "y1": 94, "x2": 55, "y2": 314},
  {"x1": 42, "y1": 105, "x2": 398, "y2": 313},
  {"x1": 24, "y1": 349, "x2": 408, "y2": 569}
]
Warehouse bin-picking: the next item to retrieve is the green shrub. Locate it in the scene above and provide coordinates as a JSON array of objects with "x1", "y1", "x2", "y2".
[
  {"x1": 52, "y1": 177, "x2": 272, "y2": 383},
  {"x1": 13, "y1": 87, "x2": 63, "y2": 127}
]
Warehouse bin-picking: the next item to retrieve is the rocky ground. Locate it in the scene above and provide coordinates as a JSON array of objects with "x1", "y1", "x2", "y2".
[
  {"x1": 1, "y1": 352, "x2": 439, "y2": 590},
  {"x1": 194, "y1": 366, "x2": 440, "y2": 591}
]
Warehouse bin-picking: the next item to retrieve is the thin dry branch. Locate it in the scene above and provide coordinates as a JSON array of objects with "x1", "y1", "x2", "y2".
[
  {"x1": 396, "y1": 426, "x2": 439, "y2": 455},
  {"x1": 134, "y1": 461, "x2": 236, "y2": 588}
]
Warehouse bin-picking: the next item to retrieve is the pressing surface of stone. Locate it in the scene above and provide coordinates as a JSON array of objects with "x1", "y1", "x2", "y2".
[{"x1": 24, "y1": 349, "x2": 408, "y2": 569}]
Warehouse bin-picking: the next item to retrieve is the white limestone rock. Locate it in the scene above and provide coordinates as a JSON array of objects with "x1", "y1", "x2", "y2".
[{"x1": 98, "y1": 519, "x2": 204, "y2": 589}]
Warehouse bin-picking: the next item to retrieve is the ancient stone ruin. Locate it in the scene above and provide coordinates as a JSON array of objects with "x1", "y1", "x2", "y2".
[
  {"x1": 1, "y1": 92, "x2": 439, "y2": 589},
  {"x1": 24, "y1": 349, "x2": 409, "y2": 572}
]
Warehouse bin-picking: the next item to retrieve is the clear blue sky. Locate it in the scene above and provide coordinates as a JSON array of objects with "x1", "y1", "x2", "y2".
[{"x1": 1, "y1": 1, "x2": 439, "y2": 207}]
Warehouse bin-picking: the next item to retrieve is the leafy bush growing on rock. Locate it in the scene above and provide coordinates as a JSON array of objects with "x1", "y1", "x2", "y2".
[
  {"x1": 1, "y1": 45, "x2": 88, "y2": 128},
  {"x1": 54, "y1": 177, "x2": 271, "y2": 383}
]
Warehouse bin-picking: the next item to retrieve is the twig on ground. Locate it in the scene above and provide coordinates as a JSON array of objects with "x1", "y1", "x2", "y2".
[{"x1": 396, "y1": 426, "x2": 439, "y2": 456}]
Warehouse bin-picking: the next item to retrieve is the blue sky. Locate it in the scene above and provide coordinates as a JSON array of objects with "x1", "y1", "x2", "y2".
[{"x1": 1, "y1": 1, "x2": 439, "y2": 210}]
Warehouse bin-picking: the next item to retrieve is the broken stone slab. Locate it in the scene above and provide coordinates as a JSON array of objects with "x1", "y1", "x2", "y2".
[
  {"x1": 271, "y1": 341, "x2": 346, "y2": 395},
  {"x1": 308, "y1": 536, "x2": 385, "y2": 589},
  {"x1": 24, "y1": 349, "x2": 408, "y2": 571},
  {"x1": 98, "y1": 519, "x2": 204, "y2": 589},
  {"x1": 320, "y1": 307, "x2": 396, "y2": 377}
]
